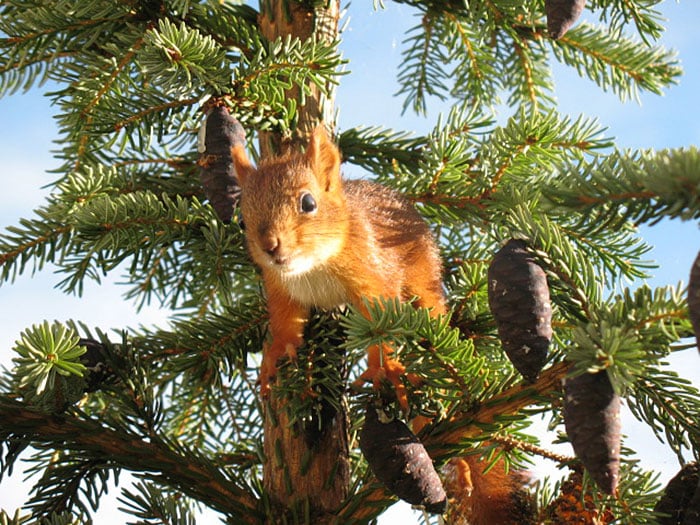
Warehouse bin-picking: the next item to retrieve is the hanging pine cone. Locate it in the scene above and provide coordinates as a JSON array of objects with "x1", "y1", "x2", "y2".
[
  {"x1": 682, "y1": 475, "x2": 700, "y2": 525},
  {"x1": 360, "y1": 405, "x2": 447, "y2": 514},
  {"x1": 546, "y1": 0, "x2": 586, "y2": 39},
  {"x1": 197, "y1": 104, "x2": 246, "y2": 223},
  {"x1": 563, "y1": 370, "x2": 621, "y2": 495},
  {"x1": 655, "y1": 462, "x2": 700, "y2": 525},
  {"x1": 487, "y1": 239, "x2": 552, "y2": 383},
  {"x1": 687, "y1": 250, "x2": 700, "y2": 354}
]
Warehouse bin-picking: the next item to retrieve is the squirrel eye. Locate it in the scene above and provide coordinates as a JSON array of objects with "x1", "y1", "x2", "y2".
[{"x1": 299, "y1": 192, "x2": 317, "y2": 214}]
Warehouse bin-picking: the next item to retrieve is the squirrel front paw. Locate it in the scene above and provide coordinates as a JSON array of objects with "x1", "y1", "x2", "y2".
[{"x1": 258, "y1": 341, "x2": 298, "y2": 397}]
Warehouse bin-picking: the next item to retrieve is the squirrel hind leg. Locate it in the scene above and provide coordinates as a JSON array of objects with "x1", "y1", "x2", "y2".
[
  {"x1": 353, "y1": 344, "x2": 415, "y2": 412},
  {"x1": 401, "y1": 238, "x2": 447, "y2": 313},
  {"x1": 403, "y1": 269, "x2": 447, "y2": 317}
]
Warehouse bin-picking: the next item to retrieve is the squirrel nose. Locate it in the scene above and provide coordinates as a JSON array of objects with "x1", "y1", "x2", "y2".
[{"x1": 261, "y1": 236, "x2": 281, "y2": 257}]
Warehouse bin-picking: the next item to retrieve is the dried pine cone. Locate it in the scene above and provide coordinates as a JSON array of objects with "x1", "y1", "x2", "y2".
[
  {"x1": 655, "y1": 462, "x2": 700, "y2": 525},
  {"x1": 197, "y1": 105, "x2": 245, "y2": 223},
  {"x1": 687, "y1": 251, "x2": 700, "y2": 354},
  {"x1": 360, "y1": 405, "x2": 446, "y2": 514},
  {"x1": 546, "y1": 0, "x2": 586, "y2": 39},
  {"x1": 488, "y1": 239, "x2": 552, "y2": 382},
  {"x1": 543, "y1": 470, "x2": 615, "y2": 524},
  {"x1": 685, "y1": 477, "x2": 700, "y2": 525},
  {"x1": 563, "y1": 371, "x2": 621, "y2": 495}
]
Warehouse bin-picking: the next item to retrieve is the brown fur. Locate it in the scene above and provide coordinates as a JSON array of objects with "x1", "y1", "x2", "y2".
[
  {"x1": 443, "y1": 455, "x2": 534, "y2": 525},
  {"x1": 232, "y1": 126, "x2": 445, "y2": 403}
]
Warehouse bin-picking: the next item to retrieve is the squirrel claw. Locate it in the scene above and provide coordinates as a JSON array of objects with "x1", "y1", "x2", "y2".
[
  {"x1": 354, "y1": 354, "x2": 411, "y2": 412},
  {"x1": 258, "y1": 342, "x2": 298, "y2": 398}
]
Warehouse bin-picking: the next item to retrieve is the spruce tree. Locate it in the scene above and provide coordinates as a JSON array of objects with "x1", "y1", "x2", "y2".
[{"x1": 1, "y1": 1, "x2": 699, "y2": 524}]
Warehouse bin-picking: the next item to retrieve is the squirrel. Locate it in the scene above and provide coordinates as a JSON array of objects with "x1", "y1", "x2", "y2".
[
  {"x1": 231, "y1": 125, "x2": 446, "y2": 406},
  {"x1": 231, "y1": 125, "x2": 531, "y2": 522}
]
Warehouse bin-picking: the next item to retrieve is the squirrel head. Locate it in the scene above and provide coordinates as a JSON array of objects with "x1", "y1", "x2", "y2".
[{"x1": 231, "y1": 125, "x2": 348, "y2": 277}]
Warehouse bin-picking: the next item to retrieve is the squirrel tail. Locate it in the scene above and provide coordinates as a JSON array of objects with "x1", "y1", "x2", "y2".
[{"x1": 442, "y1": 453, "x2": 536, "y2": 525}]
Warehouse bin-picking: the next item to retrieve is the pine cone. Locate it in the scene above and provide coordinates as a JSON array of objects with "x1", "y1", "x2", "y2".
[
  {"x1": 563, "y1": 371, "x2": 621, "y2": 494},
  {"x1": 360, "y1": 405, "x2": 446, "y2": 513},
  {"x1": 546, "y1": 0, "x2": 586, "y2": 39},
  {"x1": 197, "y1": 105, "x2": 245, "y2": 223},
  {"x1": 543, "y1": 470, "x2": 615, "y2": 523},
  {"x1": 655, "y1": 462, "x2": 700, "y2": 525},
  {"x1": 488, "y1": 239, "x2": 552, "y2": 382},
  {"x1": 687, "y1": 251, "x2": 700, "y2": 354},
  {"x1": 78, "y1": 338, "x2": 113, "y2": 393},
  {"x1": 685, "y1": 478, "x2": 700, "y2": 525}
]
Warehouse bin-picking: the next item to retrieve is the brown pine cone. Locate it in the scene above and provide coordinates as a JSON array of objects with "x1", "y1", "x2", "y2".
[
  {"x1": 488, "y1": 239, "x2": 552, "y2": 382},
  {"x1": 655, "y1": 462, "x2": 700, "y2": 525},
  {"x1": 563, "y1": 371, "x2": 621, "y2": 495},
  {"x1": 78, "y1": 337, "x2": 113, "y2": 392},
  {"x1": 197, "y1": 105, "x2": 245, "y2": 223},
  {"x1": 546, "y1": 0, "x2": 586, "y2": 39},
  {"x1": 687, "y1": 251, "x2": 700, "y2": 355},
  {"x1": 543, "y1": 470, "x2": 615, "y2": 524},
  {"x1": 360, "y1": 405, "x2": 446, "y2": 514}
]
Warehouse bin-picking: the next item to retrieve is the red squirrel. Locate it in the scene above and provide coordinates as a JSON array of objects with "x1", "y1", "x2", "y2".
[
  {"x1": 231, "y1": 126, "x2": 530, "y2": 522},
  {"x1": 231, "y1": 125, "x2": 446, "y2": 405}
]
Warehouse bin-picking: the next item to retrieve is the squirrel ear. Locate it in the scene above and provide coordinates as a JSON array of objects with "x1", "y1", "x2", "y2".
[
  {"x1": 305, "y1": 125, "x2": 340, "y2": 192},
  {"x1": 231, "y1": 144, "x2": 255, "y2": 185}
]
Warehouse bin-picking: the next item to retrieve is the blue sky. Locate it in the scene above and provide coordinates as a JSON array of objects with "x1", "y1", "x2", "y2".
[{"x1": 1, "y1": 1, "x2": 699, "y2": 522}]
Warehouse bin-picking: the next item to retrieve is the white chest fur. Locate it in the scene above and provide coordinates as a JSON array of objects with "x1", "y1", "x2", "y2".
[{"x1": 281, "y1": 267, "x2": 349, "y2": 309}]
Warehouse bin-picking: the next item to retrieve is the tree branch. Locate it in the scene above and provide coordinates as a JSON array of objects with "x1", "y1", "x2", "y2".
[
  {"x1": 337, "y1": 360, "x2": 569, "y2": 522},
  {"x1": 0, "y1": 396, "x2": 261, "y2": 522},
  {"x1": 426, "y1": 360, "x2": 569, "y2": 456}
]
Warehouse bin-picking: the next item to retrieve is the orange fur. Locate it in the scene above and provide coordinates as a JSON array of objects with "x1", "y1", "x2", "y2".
[
  {"x1": 409, "y1": 420, "x2": 533, "y2": 523},
  {"x1": 232, "y1": 125, "x2": 445, "y2": 405},
  {"x1": 443, "y1": 455, "x2": 533, "y2": 525}
]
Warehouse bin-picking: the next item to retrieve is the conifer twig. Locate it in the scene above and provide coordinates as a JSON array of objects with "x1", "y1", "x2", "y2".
[
  {"x1": 337, "y1": 361, "x2": 570, "y2": 522},
  {"x1": 490, "y1": 432, "x2": 576, "y2": 464},
  {"x1": 426, "y1": 360, "x2": 569, "y2": 456},
  {"x1": 0, "y1": 396, "x2": 261, "y2": 521}
]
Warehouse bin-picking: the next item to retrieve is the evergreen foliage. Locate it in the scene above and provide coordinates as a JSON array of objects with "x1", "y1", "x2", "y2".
[{"x1": 0, "y1": 0, "x2": 698, "y2": 524}]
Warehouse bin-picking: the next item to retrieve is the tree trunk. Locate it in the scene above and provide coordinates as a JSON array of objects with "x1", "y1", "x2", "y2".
[
  {"x1": 258, "y1": 0, "x2": 339, "y2": 157},
  {"x1": 256, "y1": 1, "x2": 348, "y2": 522}
]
